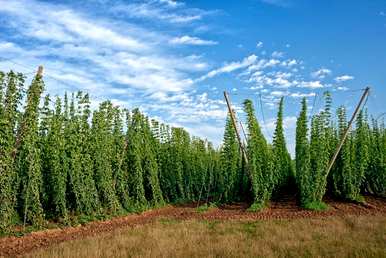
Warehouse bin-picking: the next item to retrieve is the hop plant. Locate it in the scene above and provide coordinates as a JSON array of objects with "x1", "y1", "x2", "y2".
[{"x1": 243, "y1": 99, "x2": 273, "y2": 208}]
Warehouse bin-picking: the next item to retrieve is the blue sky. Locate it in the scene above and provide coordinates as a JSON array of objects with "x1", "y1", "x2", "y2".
[{"x1": 0, "y1": 0, "x2": 385, "y2": 154}]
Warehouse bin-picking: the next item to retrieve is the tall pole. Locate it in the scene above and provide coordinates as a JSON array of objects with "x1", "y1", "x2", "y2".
[
  {"x1": 37, "y1": 65, "x2": 43, "y2": 77},
  {"x1": 325, "y1": 87, "x2": 370, "y2": 178},
  {"x1": 223, "y1": 91, "x2": 248, "y2": 164}
]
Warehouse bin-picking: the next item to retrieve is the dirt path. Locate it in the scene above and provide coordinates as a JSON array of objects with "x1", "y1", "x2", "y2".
[{"x1": 1, "y1": 196, "x2": 385, "y2": 257}]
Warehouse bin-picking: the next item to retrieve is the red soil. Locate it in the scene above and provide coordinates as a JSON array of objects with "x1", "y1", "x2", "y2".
[{"x1": 1, "y1": 195, "x2": 385, "y2": 257}]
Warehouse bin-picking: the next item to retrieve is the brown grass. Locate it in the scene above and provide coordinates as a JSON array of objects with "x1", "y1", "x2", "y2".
[{"x1": 27, "y1": 215, "x2": 386, "y2": 258}]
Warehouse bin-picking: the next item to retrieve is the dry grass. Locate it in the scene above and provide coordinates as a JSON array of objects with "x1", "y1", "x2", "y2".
[{"x1": 27, "y1": 215, "x2": 386, "y2": 258}]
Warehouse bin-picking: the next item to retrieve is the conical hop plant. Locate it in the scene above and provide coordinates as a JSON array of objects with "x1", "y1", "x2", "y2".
[
  {"x1": 125, "y1": 108, "x2": 147, "y2": 209},
  {"x1": 0, "y1": 71, "x2": 25, "y2": 230},
  {"x1": 15, "y1": 70, "x2": 45, "y2": 226},
  {"x1": 272, "y1": 97, "x2": 293, "y2": 193},
  {"x1": 295, "y1": 96, "x2": 329, "y2": 210},
  {"x1": 91, "y1": 101, "x2": 120, "y2": 213},
  {"x1": 243, "y1": 99, "x2": 273, "y2": 210},
  {"x1": 219, "y1": 111, "x2": 240, "y2": 203},
  {"x1": 43, "y1": 97, "x2": 68, "y2": 220}
]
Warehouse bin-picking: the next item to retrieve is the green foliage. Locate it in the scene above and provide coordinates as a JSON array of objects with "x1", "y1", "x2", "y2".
[
  {"x1": 309, "y1": 113, "x2": 329, "y2": 203},
  {"x1": 0, "y1": 71, "x2": 4, "y2": 113},
  {"x1": 365, "y1": 119, "x2": 386, "y2": 197},
  {"x1": 219, "y1": 112, "x2": 240, "y2": 202},
  {"x1": 1, "y1": 68, "x2": 386, "y2": 231},
  {"x1": 140, "y1": 116, "x2": 164, "y2": 205},
  {"x1": 243, "y1": 99, "x2": 273, "y2": 207},
  {"x1": 65, "y1": 93, "x2": 99, "y2": 214},
  {"x1": 303, "y1": 201, "x2": 328, "y2": 211},
  {"x1": 126, "y1": 108, "x2": 147, "y2": 207},
  {"x1": 272, "y1": 97, "x2": 293, "y2": 192},
  {"x1": 331, "y1": 107, "x2": 368, "y2": 202},
  {"x1": 295, "y1": 98, "x2": 312, "y2": 206},
  {"x1": 91, "y1": 101, "x2": 120, "y2": 212},
  {"x1": 0, "y1": 71, "x2": 25, "y2": 230},
  {"x1": 246, "y1": 202, "x2": 265, "y2": 212},
  {"x1": 43, "y1": 97, "x2": 68, "y2": 220},
  {"x1": 351, "y1": 111, "x2": 369, "y2": 201},
  {"x1": 196, "y1": 202, "x2": 217, "y2": 213},
  {"x1": 331, "y1": 106, "x2": 351, "y2": 198},
  {"x1": 16, "y1": 71, "x2": 45, "y2": 226},
  {"x1": 160, "y1": 127, "x2": 187, "y2": 202},
  {"x1": 112, "y1": 108, "x2": 131, "y2": 210},
  {"x1": 296, "y1": 93, "x2": 332, "y2": 208}
]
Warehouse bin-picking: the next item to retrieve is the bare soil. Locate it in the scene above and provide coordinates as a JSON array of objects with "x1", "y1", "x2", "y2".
[{"x1": 1, "y1": 195, "x2": 385, "y2": 257}]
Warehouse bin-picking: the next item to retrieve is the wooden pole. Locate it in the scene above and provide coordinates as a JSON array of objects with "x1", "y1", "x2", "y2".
[
  {"x1": 325, "y1": 87, "x2": 370, "y2": 178},
  {"x1": 37, "y1": 65, "x2": 44, "y2": 76},
  {"x1": 223, "y1": 91, "x2": 248, "y2": 164}
]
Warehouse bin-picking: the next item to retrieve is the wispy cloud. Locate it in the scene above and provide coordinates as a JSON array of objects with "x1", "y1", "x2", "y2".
[
  {"x1": 335, "y1": 75, "x2": 354, "y2": 82},
  {"x1": 198, "y1": 54, "x2": 258, "y2": 81},
  {"x1": 260, "y1": 0, "x2": 291, "y2": 7},
  {"x1": 289, "y1": 92, "x2": 316, "y2": 98},
  {"x1": 110, "y1": 1, "x2": 209, "y2": 24},
  {"x1": 170, "y1": 35, "x2": 218, "y2": 45},
  {"x1": 298, "y1": 80, "x2": 324, "y2": 89},
  {"x1": 0, "y1": 0, "x2": 230, "y2": 145},
  {"x1": 311, "y1": 68, "x2": 331, "y2": 79},
  {"x1": 0, "y1": 0, "x2": 212, "y2": 94},
  {"x1": 272, "y1": 51, "x2": 284, "y2": 58},
  {"x1": 0, "y1": 0, "x2": 358, "y2": 150}
]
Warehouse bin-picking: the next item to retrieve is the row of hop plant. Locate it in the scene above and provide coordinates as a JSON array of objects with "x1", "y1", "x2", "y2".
[
  {"x1": 295, "y1": 93, "x2": 386, "y2": 209},
  {"x1": 225, "y1": 91, "x2": 385, "y2": 211},
  {"x1": 0, "y1": 69, "x2": 385, "y2": 231},
  {"x1": 0, "y1": 70, "x2": 222, "y2": 232}
]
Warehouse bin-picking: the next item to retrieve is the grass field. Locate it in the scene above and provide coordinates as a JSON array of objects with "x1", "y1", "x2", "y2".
[{"x1": 27, "y1": 215, "x2": 386, "y2": 258}]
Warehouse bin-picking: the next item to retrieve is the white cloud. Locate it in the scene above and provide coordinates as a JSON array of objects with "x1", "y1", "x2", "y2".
[
  {"x1": 0, "y1": 1, "x2": 147, "y2": 50},
  {"x1": 110, "y1": 1, "x2": 204, "y2": 24},
  {"x1": 0, "y1": 0, "x2": 220, "y2": 148},
  {"x1": 272, "y1": 51, "x2": 284, "y2": 58},
  {"x1": 289, "y1": 92, "x2": 316, "y2": 98},
  {"x1": 311, "y1": 68, "x2": 331, "y2": 79},
  {"x1": 158, "y1": 0, "x2": 182, "y2": 8},
  {"x1": 0, "y1": 0, "x2": 214, "y2": 94},
  {"x1": 271, "y1": 90, "x2": 287, "y2": 97},
  {"x1": 185, "y1": 124, "x2": 224, "y2": 146},
  {"x1": 337, "y1": 86, "x2": 349, "y2": 91},
  {"x1": 281, "y1": 59, "x2": 297, "y2": 66},
  {"x1": 335, "y1": 75, "x2": 354, "y2": 82},
  {"x1": 256, "y1": 41, "x2": 263, "y2": 48},
  {"x1": 170, "y1": 35, "x2": 218, "y2": 46},
  {"x1": 59, "y1": 12, "x2": 146, "y2": 50},
  {"x1": 144, "y1": 91, "x2": 228, "y2": 125},
  {"x1": 0, "y1": 42, "x2": 25, "y2": 54},
  {"x1": 298, "y1": 81, "x2": 324, "y2": 89},
  {"x1": 198, "y1": 54, "x2": 258, "y2": 81}
]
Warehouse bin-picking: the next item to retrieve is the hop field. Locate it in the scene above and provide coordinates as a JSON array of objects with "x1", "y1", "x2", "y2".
[{"x1": 0, "y1": 69, "x2": 385, "y2": 257}]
